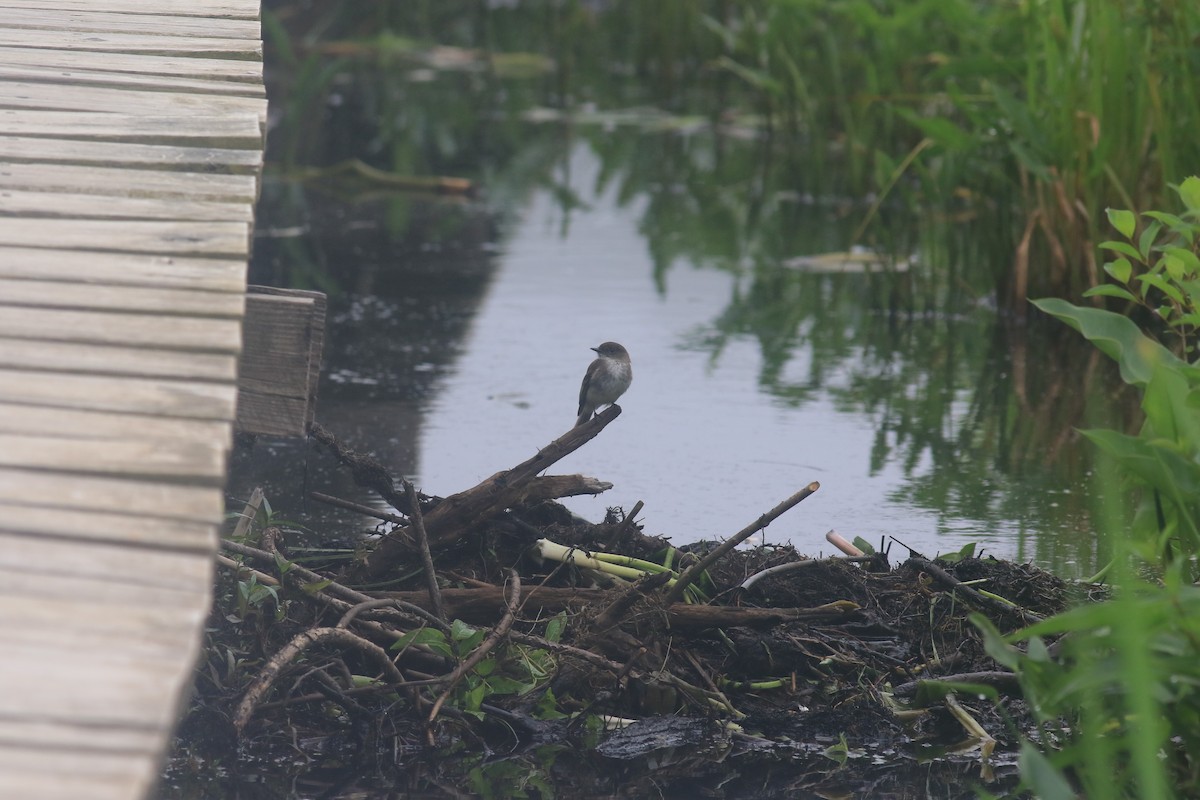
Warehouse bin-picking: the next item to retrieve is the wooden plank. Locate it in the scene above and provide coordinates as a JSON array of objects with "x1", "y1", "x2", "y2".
[
  {"x1": 1, "y1": 0, "x2": 260, "y2": 18},
  {"x1": 0, "y1": 110, "x2": 263, "y2": 146},
  {"x1": 0, "y1": 368, "x2": 237, "y2": 419},
  {"x1": 0, "y1": 467, "x2": 222, "y2": 521},
  {"x1": 0, "y1": 745, "x2": 154, "y2": 800},
  {"x1": 0, "y1": 247, "x2": 246, "y2": 292},
  {"x1": 0, "y1": 8, "x2": 260, "y2": 39},
  {"x1": 0, "y1": 27, "x2": 262, "y2": 58},
  {"x1": 0, "y1": 278, "x2": 244, "y2": 316},
  {"x1": 0, "y1": 136, "x2": 261, "y2": 172},
  {"x1": 0, "y1": 162, "x2": 257, "y2": 201},
  {"x1": 0, "y1": 338, "x2": 238, "y2": 381},
  {"x1": 0, "y1": 45, "x2": 263, "y2": 82},
  {"x1": 0, "y1": 433, "x2": 227, "y2": 483},
  {"x1": 0, "y1": 62, "x2": 266, "y2": 97},
  {"x1": 0, "y1": 80, "x2": 268, "y2": 122},
  {"x1": 0, "y1": 724, "x2": 162, "y2": 762},
  {"x1": 0, "y1": 403, "x2": 231, "y2": 445},
  {"x1": 0, "y1": 533, "x2": 214, "y2": 592},
  {"x1": 0, "y1": 219, "x2": 250, "y2": 257},
  {"x1": 0, "y1": 502, "x2": 217, "y2": 551},
  {"x1": 0, "y1": 188, "x2": 253, "y2": 222},
  {"x1": 0, "y1": 306, "x2": 244, "y2": 352}
]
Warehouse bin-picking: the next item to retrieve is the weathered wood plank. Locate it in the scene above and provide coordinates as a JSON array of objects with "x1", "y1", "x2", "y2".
[
  {"x1": 0, "y1": 80, "x2": 268, "y2": 122},
  {"x1": 0, "y1": 162, "x2": 257, "y2": 201},
  {"x1": 0, "y1": 502, "x2": 217, "y2": 551},
  {"x1": 0, "y1": 467, "x2": 222, "y2": 521},
  {"x1": 0, "y1": 219, "x2": 250, "y2": 257},
  {"x1": 0, "y1": 136, "x2": 261, "y2": 172},
  {"x1": 0, "y1": 338, "x2": 237, "y2": 381},
  {"x1": 0, "y1": 27, "x2": 261, "y2": 58},
  {"x1": 0, "y1": 45, "x2": 263, "y2": 82},
  {"x1": 0, "y1": 306, "x2": 244, "y2": 352},
  {"x1": 0, "y1": 537, "x2": 213, "y2": 595},
  {"x1": 0, "y1": 189, "x2": 253, "y2": 222},
  {"x1": 1, "y1": 0, "x2": 260, "y2": 18},
  {"x1": 0, "y1": 745, "x2": 153, "y2": 800},
  {"x1": 0, "y1": 8, "x2": 260, "y2": 39},
  {"x1": 0, "y1": 62, "x2": 265, "y2": 97},
  {"x1": 0, "y1": 110, "x2": 263, "y2": 146},
  {"x1": 0, "y1": 403, "x2": 231, "y2": 445},
  {"x1": 0, "y1": 278, "x2": 244, "y2": 316},
  {"x1": 0, "y1": 368, "x2": 237, "y2": 419},
  {"x1": 0, "y1": 433, "x2": 227, "y2": 483},
  {"x1": 236, "y1": 289, "x2": 327, "y2": 436},
  {"x1": 0, "y1": 719, "x2": 162, "y2": 757},
  {"x1": 0, "y1": 247, "x2": 246, "y2": 292}
]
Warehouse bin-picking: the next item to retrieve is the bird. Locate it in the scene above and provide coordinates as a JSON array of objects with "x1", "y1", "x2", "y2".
[{"x1": 575, "y1": 342, "x2": 632, "y2": 427}]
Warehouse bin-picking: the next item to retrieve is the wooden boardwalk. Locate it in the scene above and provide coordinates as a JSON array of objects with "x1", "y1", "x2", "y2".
[{"x1": 0, "y1": 2, "x2": 265, "y2": 798}]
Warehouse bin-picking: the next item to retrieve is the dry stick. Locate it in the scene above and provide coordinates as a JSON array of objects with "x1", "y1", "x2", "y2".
[
  {"x1": 215, "y1": 554, "x2": 280, "y2": 586},
  {"x1": 222, "y1": 538, "x2": 372, "y2": 607},
  {"x1": 233, "y1": 627, "x2": 405, "y2": 733},
  {"x1": 311, "y1": 491, "x2": 410, "y2": 526},
  {"x1": 337, "y1": 597, "x2": 450, "y2": 633},
  {"x1": 907, "y1": 556, "x2": 1045, "y2": 625},
  {"x1": 426, "y1": 570, "x2": 522, "y2": 738},
  {"x1": 405, "y1": 479, "x2": 446, "y2": 622},
  {"x1": 739, "y1": 555, "x2": 876, "y2": 592},
  {"x1": 607, "y1": 500, "x2": 644, "y2": 547},
  {"x1": 665, "y1": 481, "x2": 821, "y2": 605}
]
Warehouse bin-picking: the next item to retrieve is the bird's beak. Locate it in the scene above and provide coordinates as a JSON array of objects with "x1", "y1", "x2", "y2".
[{"x1": 591, "y1": 347, "x2": 600, "y2": 354}]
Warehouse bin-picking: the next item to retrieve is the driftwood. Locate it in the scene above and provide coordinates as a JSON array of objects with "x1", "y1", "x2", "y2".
[
  {"x1": 376, "y1": 586, "x2": 859, "y2": 630},
  {"x1": 345, "y1": 405, "x2": 624, "y2": 581}
]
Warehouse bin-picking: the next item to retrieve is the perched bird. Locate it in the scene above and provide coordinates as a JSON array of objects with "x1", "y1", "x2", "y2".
[{"x1": 575, "y1": 341, "x2": 632, "y2": 427}]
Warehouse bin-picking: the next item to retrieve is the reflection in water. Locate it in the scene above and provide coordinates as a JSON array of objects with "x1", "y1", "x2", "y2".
[{"x1": 234, "y1": 2, "x2": 1138, "y2": 577}]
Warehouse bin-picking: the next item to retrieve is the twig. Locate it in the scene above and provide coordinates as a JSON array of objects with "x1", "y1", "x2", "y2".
[
  {"x1": 406, "y1": 479, "x2": 445, "y2": 622},
  {"x1": 337, "y1": 597, "x2": 450, "y2": 633},
  {"x1": 607, "y1": 500, "x2": 644, "y2": 547},
  {"x1": 665, "y1": 481, "x2": 820, "y2": 605},
  {"x1": 233, "y1": 627, "x2": 405, "y2": 733},
  {"x1": 310, "y1": 491, "x2": 409, "y2": 526},
  {"x1": 426, "y1": 570, "x2": 522, "y2": 738},
  {"x1": 906, "y1": 557, "x2": 1044, "y2": 625},
  {"x1": 215, "y1": 554, "x2": 279, "y2": 586}
]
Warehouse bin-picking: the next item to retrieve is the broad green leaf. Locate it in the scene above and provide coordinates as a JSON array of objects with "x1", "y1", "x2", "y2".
[
  {"x1": 1178, "y1": 175, "x2": 1200, "y2": 214},
  {"x1": 544, "y1": 611, "x2": 568, "y2": 644},
  {"x1": 1142, "y1": 211, "x2": 1193, "y2": 244},
  {"x1": 1099, "y1": 241, "x2": 1141, "y2": 262},
  {"x1": 1162, "y1": 246, "x2": 1200, "y2": 275},
  {"x1": 969, "y1": 613, "x2": 1021, "y2": 670},
  {"x1": 1083, "y1": 284, "x2": 1136, "y2": 303},
  {"x1": 1138, "y1": 272, "x2": 1184, "y2": 304},
  {"x1": 1102, "y1": 256, "x2": 1132, "y2": 284},
  {"x1": 1138, "y1": 220, "x2": 1163, "y2": 259},
  {"x1": 1019, "y1": 741, "x2": 1077, "y2": 800},
  {"x1": 1031, "y1": 298, "x2": 1181, "y2": 387},
  {"x1": 1106, "y1": 207, "x2": 1136, "y2": 239},
  {"x1": 451, "y1": 619, "x2": 478, "y2": 641}
]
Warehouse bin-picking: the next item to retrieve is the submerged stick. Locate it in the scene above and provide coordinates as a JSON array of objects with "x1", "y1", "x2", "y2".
[{"x1": 664, "y1": 481, "x2": 820, "y2": 605}]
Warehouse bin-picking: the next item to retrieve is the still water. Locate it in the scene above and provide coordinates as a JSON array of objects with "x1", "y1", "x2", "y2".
[{"x1": 236, "y1": 3, "x2": 1131, "y2": 578}]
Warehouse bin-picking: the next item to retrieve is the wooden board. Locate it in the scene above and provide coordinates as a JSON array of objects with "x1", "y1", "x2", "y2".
[
  {"x1": 0, "y1": 3, "x2": 265, "y2": 795},
  {"x1": 0, "y1": 111, "x2": 263, "y2": 146},
  {"x1": 0, "y1": 136, "x2": 261, "y2": 172},
  {"x1": 0, "y1": 45, "x2": 263, "y2": 82},
  {"x1": 0, "y1": 219, "x2": 250, "y2": 257},
  {"x1": 0, "y1": 247, "x2": 247, "y2": 292}
]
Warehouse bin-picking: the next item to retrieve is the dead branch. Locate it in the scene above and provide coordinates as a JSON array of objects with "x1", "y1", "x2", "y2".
[
  {"x1": 520, "y1": 474, "x2": 613, "y2": 502},
  {"x1": 233, "y1": 627, "x2": 404, "y2": 733},
  {"x1": 665, "y1": 481, "x2": 821, "y2": 604},
  {"x1": 906, "y1": 557, "x2": 1044, "y2": 626},
  {"x1": 353, "y1": 405, "x2": 623, "y2": 581},
  {"x1": 311, "y1": 491, "x2": 410, "y2": 526},
  {"x1": 406, "y1": 479, "x2": 446, "y2": 622}
]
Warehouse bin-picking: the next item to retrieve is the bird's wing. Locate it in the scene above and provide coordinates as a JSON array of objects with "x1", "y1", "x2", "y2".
[{"x1": 577, "y1": 365, "x2": 593, "y2": 416}]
